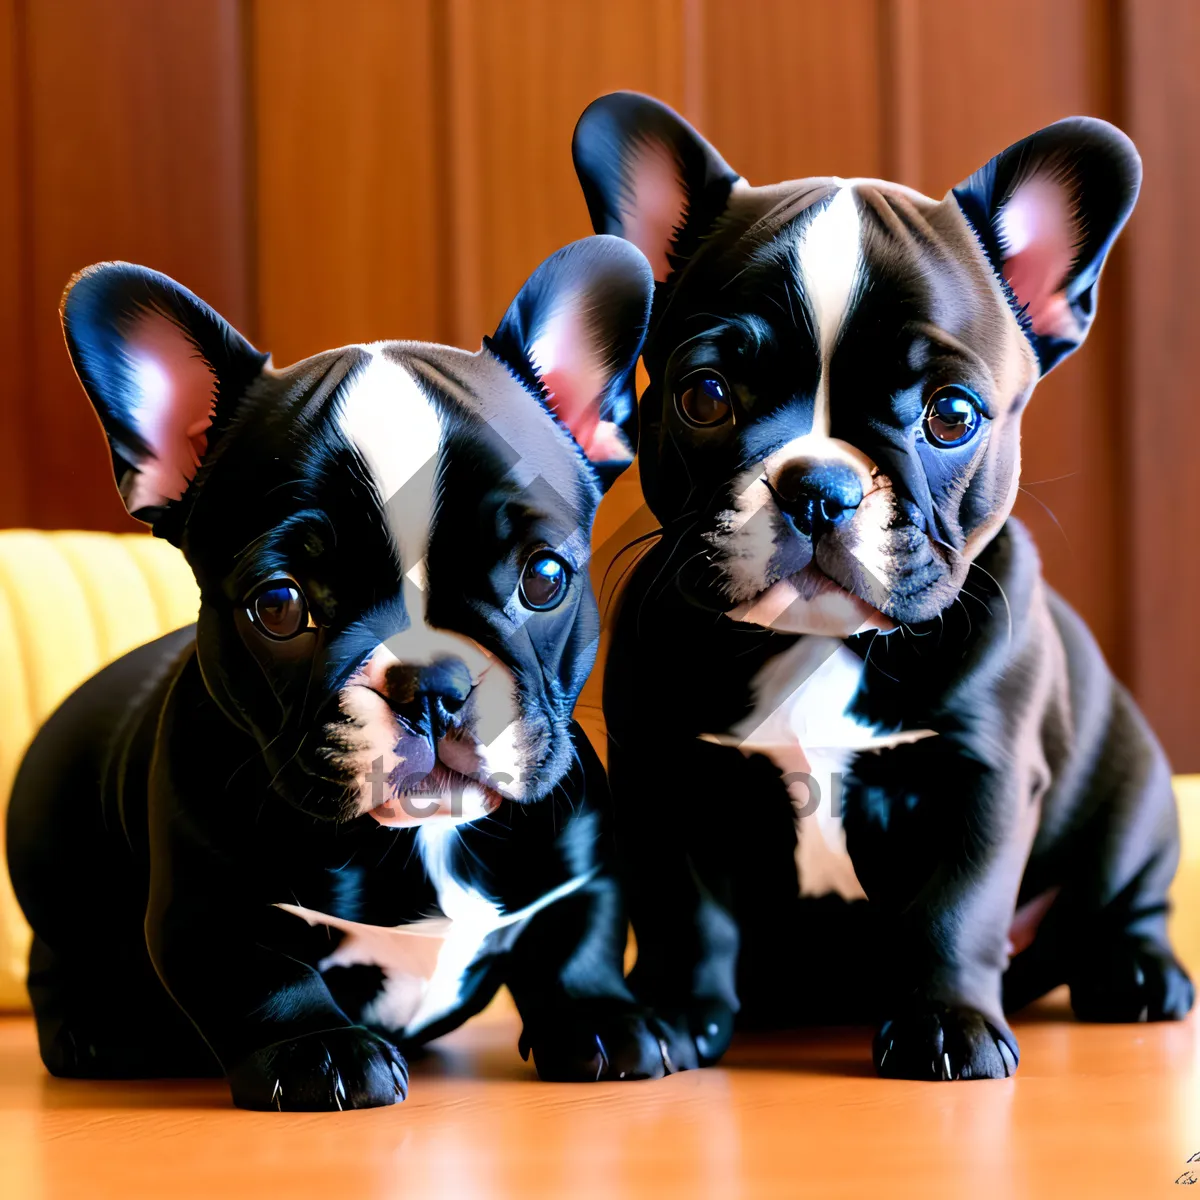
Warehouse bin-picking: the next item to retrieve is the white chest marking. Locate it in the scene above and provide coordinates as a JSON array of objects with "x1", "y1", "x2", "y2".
[
  {"x1": 796, "y1": 186, "x2": 863, "y2": 435},
  {"x1": 278, "y1": 826, "x2": 592, "y2": 1036},
  {"x1": 703, "y1": 636, "x2": 935, "y2": 900}
]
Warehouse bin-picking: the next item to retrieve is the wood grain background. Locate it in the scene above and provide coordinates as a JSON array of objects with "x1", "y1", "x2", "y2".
[{"x1": 0, "y1": 0, "x2": 1194, "y2": 768}]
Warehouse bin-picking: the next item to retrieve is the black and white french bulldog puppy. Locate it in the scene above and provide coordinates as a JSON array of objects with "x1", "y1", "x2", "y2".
[
  {"x1": 6, "y1": 235, "x2": 677, "y2": 1110},
  {"x1": 574, "y1": 93, "x2": 1194, "y2": 1081}
]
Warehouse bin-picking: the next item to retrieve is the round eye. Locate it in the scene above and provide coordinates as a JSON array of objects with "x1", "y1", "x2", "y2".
[
  {"x1": 676, "y1": 371, "x2": 733, "y2": 428},
  {"x1": 519, "y1": 551, "x2": 570, "y2": 612},
  {"x1": 923, "y1": 385, "x2": 985, "y2": 448},
  {"x1": 248, "y1": 581, "x2": 312, "y2": 640}
]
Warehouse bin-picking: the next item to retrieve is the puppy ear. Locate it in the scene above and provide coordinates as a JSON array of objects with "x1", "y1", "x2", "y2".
[
  {"x1": 61, "y1": 263, "x2": 269, "y2": 540},
  {"x1": 485, "y1": 235, "x2": 653, "y2": 490},
  {"x1": 952, "y1": 117, "x2": 1141, "y2": 374},
  {"x1": 572, "y1": 91, "x2": 739, "y2": 284}
]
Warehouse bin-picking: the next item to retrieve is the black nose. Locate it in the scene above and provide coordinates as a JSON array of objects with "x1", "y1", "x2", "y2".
[
  {"x1": 385, "y1": 656, "x2": 472, "y2": 738},
  {"x1": 769, "y1": 460, "x2": 864, "y2": 537}
]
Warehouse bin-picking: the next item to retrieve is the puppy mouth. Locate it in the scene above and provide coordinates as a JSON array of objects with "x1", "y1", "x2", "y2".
[
  {"x1": 324, "y1": 682, "x2": 515, "y2": 826},
  {"x1": 727, "y1": 561, "x2": 896, "y2": 637},
  {"x1": 363, "y1": 724, "x2": 506, "y2": 827},
  {"x1": 366, "y1": 761, "x2": 505, "y2": 827}
]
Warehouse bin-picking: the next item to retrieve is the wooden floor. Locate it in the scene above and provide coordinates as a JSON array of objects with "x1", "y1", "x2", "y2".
[
  {"x1": 0, "y1": 993, "x2": 1196, "y2": 1200},
  {"x1": 1, "y1": 796, "x2": 1197, "y2": 1200}
]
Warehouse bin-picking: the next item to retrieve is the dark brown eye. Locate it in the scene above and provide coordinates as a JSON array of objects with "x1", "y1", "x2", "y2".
[
  {"x1": 676, "y1": 371, "x2": 733, "y2": 427},
  {"x1": 249, "y1": 581, "x2": 312, "y2": 640},
  {"x1": 923, "y1": 385, "x2": 985, "y2": 448},
  {"x1": 519, "y1": 550, "x2": 570, "y2": 611}
]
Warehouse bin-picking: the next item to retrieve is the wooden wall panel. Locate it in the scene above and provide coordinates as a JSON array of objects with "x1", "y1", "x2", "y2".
[
  {"x1": 22, "y1": 0, "x2": 250, "y2": 532},
  {"x1": 0, "y1": 0, "x2": 27, "y2": 527},
  {"x1": 251, "y1": 0, "x2": 442, "y2": 367},
  {"x1": 697, "y1": 0, "x2": 885, "y2": 184},
  {"x1": 0, "y1": 0, "x2": 1192, "y2": 764},
  {"x1": 441, "y1": 0, "x2": 687, "y2": 349},
  {"x1": 1123, "y1": 0, "x2": 1200, "y2": 769},
  {"x1": 896, "y1": 0, "x2": 1125, "y2": 672},
  {"x1": 437, "y1": 0, "x2": 690, "y2": 722}
]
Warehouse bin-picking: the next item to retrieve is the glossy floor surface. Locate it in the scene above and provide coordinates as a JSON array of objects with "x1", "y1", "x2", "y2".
[
  {"x1": 0, "y1": 994, "x2": 1196, "y2": 1200},
  {"x1": 1, "y1": 799, "x2": 1197, "y2": 1200}
]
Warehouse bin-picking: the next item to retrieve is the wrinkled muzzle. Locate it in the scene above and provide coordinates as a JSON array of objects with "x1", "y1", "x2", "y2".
[
  {"x1": 327, "y1": 641, "x2": 535, "y2": 826},
  {"x1": 711, "y1": 437, "x2": 960, "y2": 633}
]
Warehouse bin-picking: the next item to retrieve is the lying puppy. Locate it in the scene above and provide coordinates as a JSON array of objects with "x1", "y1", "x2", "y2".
[
  {"x1": 7, "y1": 235, "x2": 675, "y2": 1110},
  {"x1": 574, "y1": 93, "x2": 1194, "y2": 1080}
]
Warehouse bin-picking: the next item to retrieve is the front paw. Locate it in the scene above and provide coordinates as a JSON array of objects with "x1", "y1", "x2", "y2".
[
  {"x1": 228, "y1": 1026, "x2": 409, "y2": 1111},
  {"x1": 873, "y1": 1000, "x2": 1018, "y2": 1081},
  {"x1": 520, "y1": 1004, "x2": 679, "y2": 1082},
  {"x1": 1070, "y1": 939, "x2": 1195, "y2": 1023}
]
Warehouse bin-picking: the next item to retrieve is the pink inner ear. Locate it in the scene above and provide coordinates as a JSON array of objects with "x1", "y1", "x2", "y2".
[
  {"x1": 529, "y1": 297, "x2": 631, "y2": 464},
  {"x1": 121, "y1": 309, "x2": 216, "y2": 511},
  {"x1": 620, "y1": 136, "x2": 688, "y2": 283},
  {"x1": 997, "y1": 176, "x2": 1080, "y2": 340}
]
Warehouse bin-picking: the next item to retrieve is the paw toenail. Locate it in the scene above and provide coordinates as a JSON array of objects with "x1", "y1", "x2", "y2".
[
  {"x1": 997, "y1": 1039, "x2": 1017, "y2": 1076},
  {"x1": 655, "y1": 1036, "x2": 673, "y2": 1074}
]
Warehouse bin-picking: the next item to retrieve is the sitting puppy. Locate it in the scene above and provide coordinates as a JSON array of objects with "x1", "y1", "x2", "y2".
[
  {"x1": 6, "y1": 235, "x2": 675, "y2": 1110},
  {"x1": 573, "y1": 93, "x2": 1194, "y2": 1080}
]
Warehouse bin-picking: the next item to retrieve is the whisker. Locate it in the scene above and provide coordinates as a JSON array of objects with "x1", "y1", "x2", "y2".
[
  {"x1": 965, "y1": 560, "x2": 1013, "y2": 646},
  {"x1": 1018, "y1": 485, "x2": 1072, "y2": 552}
]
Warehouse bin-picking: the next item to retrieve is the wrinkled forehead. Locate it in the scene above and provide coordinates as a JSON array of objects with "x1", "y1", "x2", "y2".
[
  {"x1": 672, "y1": 176, "x2": 1018, "y2": 359},
  {"x1": 377, "y1": 343, "x2": 596, "y2": 512},
  {"x1": 267, "y1": 342, "x2": 595, "y2": 558}
]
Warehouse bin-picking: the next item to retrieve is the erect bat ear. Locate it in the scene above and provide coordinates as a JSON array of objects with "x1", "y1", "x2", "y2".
[
  {"x1": 572, "y1": 91, "x2": 740, "y2": 285},
  {"x1": 951, "y1": 117, "x2": 1141, "y2": 375},
  {"x1": 61, "y1": 263, "x2": 268, "y2": 542},
  {"x1": 485, "y1": 235, "x2": 653, "y2": 492}
]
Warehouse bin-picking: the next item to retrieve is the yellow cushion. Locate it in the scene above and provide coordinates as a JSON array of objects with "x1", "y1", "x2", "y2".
[
  {"x1": 0, "y1": 531, "x2": 198, "y2": 1010},
  {"x1": 1172, "y1": 777, "x2": 1200, "y2": 980}
]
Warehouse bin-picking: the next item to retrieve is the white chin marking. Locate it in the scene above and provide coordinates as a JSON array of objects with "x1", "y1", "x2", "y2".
[
  {"x1": 702, "y1": 637, "x2": 935, "y2": 901},
  {"x1": 797, "y1": 186, "x2": 863, "y2": 434},
  {"x1": 728, "y1": 576, "x2": 893, "y2": 637}
]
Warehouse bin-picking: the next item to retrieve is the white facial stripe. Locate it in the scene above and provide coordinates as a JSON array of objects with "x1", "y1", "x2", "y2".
[
  {"x1": 338, "y1": 348, "x2": 443, "y2": 572},
  {"x1": 332, "y1": 351, "x2": 541, "y2": 818},
  {"x1": 761, "y1": 433, "x2": 875, "y2": 489},
  {"x1": 383, "y1": 580, "x2": 493, "y2": 678},
  {"x1": 338, "y1": 350, "x2": 458, "y2": 670},
  {"x1": 796, "y1": 187, "x2": 863, "y2": 434}
]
